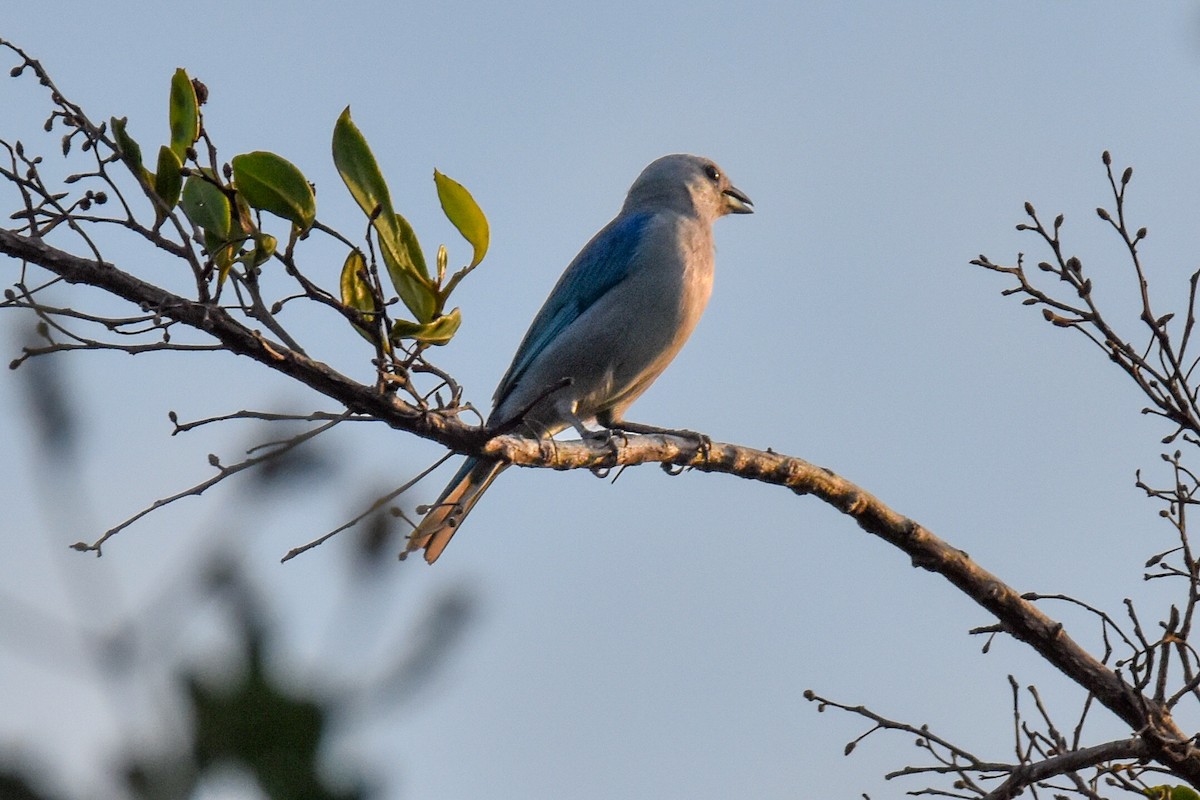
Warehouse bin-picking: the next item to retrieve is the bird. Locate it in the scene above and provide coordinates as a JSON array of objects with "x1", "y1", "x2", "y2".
[{"x1": 403, "y1": 153, "x2": 753, "y2": 563}]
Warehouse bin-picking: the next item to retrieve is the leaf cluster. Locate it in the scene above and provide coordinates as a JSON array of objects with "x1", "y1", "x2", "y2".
[{"x1": 114, "y1": 68, "x2": 489, "y2": 349}]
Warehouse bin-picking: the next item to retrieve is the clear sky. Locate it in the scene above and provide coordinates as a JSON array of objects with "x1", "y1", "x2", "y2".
[{"x1": 4, "y1": 3, "x2": 1200, "y2": 798}]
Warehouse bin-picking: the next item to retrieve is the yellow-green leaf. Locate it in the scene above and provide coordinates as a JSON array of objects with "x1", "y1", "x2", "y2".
[
  {"x1": 181, "y1": 173, "x2": 231, "y2": 240},
  {"x1": 390, "y1": 307, "x2": 462, "y2": 346},
  {"x1": 231, "y1": 151, "x2": 316, "y2": 231},
  {"x1": 153, "y1": 145, "x2": 183, "y2": 209},
  {"x1": 436, "y1": 244, "x2": 448, "y2": 283},
  {"x1": 249, "y1": 232, "x2": 277, "y2": 266},
  {"x1": 169, "y1": 68, "x2": 199, "y2": 159},
  {"x1": 339, "y1": 249, "x2": 381, "y2": 341},
  {"x1": 434, "y1": 169, "x2": 489, "y2": 268},
  {"x1": 1146, "y1": 787, "x2": 1200, "y2": 800}
]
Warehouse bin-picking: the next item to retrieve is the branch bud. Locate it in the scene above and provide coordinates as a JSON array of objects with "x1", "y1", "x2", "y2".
[
  {"x1": 1121, "y1": 166, "x2": 1133, "y2": 184},
  {"x1": 1024, "y1": 201, "x2": 1035, "y2": 216},
  {"x1": 1102, "y1": 150, "x2": 1112, "y2": 166},
  {"x1": 1096, "y1": 207, "x2": 1111, "y2": 221}
]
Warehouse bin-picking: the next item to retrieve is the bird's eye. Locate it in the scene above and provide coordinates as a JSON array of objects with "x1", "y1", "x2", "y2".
[{"x1": 704, "y1": 164, "x2": 720, "y2": 182}]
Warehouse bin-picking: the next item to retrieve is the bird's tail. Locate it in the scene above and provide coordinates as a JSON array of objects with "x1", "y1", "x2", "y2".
[{"x1": 403, "y1": 457, "x2": 506, "y2": 564}]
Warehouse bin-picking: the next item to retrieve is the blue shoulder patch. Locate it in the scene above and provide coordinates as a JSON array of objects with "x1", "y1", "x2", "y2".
[{"x1": 493, "y1": 211, "x2": 653, "y2": 406}]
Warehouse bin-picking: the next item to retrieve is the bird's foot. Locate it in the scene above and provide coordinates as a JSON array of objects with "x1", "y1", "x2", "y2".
[
  {"x1": 582, "y1": 426, "x2": 627, "y2": 461},
  {"x1": 603, "y1": 421, "x2": 712, "y2": 460}
]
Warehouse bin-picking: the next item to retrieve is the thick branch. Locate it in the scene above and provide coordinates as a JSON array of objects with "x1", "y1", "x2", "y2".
[
  {"x1": 982, "y1": 738, "x2": 1150, "y2": 800},
  {"x1": 3, "y1": 227, "x2": 1199, "y2": 786}
]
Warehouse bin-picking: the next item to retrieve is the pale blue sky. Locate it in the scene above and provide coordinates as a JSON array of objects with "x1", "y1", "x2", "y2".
[{"x1": 4, "y1": 3, "x2": 1200, "y2": 798}]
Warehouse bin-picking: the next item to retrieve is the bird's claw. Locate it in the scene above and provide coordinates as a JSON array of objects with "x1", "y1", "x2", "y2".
[{"x1": 584, "y1": 426, "x2": 626, "y2": 459}]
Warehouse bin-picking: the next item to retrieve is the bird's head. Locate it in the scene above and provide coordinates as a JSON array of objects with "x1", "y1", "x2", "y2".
[{"x1": 624, "y1": 154, "x2": 753, "y2": 221}]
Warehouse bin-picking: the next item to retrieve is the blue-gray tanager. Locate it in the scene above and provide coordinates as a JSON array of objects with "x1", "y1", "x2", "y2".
[{"x1": 405, "y1": 154, "x2": 752, "y2": 563}]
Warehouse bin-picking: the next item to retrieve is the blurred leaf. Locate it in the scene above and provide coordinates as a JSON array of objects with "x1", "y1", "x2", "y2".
[
  {"x1": 390, "y1": 307, "x2": 461, "y2": 346},
  {"x1": 181, "y1": 173, "x2": 231, "y2": 240},
  {"x1": 231, "y1": 151, "x2": 316, "y2": 231},
  {"x1": 0, "y1": 768, "x2": 62, "y2": 800},
  {"x1": 332, "y1": 107, "x2": 435, "y2": 322},
  {"x1": 14, "y1": 322, "x2": 77, "y2": 460},
  {"x1": 153, "y1": 145, "x2": 183, "y2": 209},
  {"x1": 434, "y1": 169, "x2": 489, "y2": 269},
  {"x1": 186, "y1": 627, "x2": 361, "y2": 800},
  {"x1": 169, "y1": 68, "x2": 199, "y2": 159}
]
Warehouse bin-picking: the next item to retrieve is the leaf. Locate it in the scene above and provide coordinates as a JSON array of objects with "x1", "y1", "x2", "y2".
[
  {"x1": 153, "y1": 145, "x2": 183, "y2": 209},
  {"x1": 376, "y1": 212, "x2": 436, "y2": 322},
  {"x1": 434, "y1": 169, "x2": 489, "y2": 268},
  {"x1": 332, "y1": 107, "x2": 393, "y2": 227},
  {"x1": 181, "y1": 173, "x2": 231, "y2": 240},
  {"x1": 205, "y1": 230, "x2": 239, "y2": 286},
  {"x1": 110, "y1": 116, "x2": 146, "y2": 175},
  {"x1": 1145, "y1": 787, "x2": 1200, "y2": 800},
  {"x1": 339, "y1": 249, "x2": 380, "y2": 341},
  {"x1": 390, "y1": 307, "x2": 462, "y2": 346},
  {"x1": 169, "y1": 68, "x2": 199, "y2": 159},
  {"x1": 332, "y1": 107, "x2": 435, "y2": 321},
  {"x1": 231, "y1": 151, "x2": 316, "y2": 231},
  {"x1": 248, "y1": 232, "x2": 277, "y2": 266}
]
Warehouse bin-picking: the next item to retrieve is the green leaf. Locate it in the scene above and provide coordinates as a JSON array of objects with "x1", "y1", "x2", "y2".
[
  {"x1": 181, "y1": 173, "x2": 231, "y2": 240},
  {"x1": 390, "y1": 307, "x2": 461, "y2": 346},
  {"x1": 231, "y1": 151, "x2": 316, "y2": 231},
  {"x1": 376, "y1": 212, "x2": 435, "y2": 321},
  {"x1": 332, "y1": 107, "x2": 435, "y2": 321},
  {"x1": 434, "y1": 169, "x2": 489, "y2": 268},
  {"x1": 153, "y1": 145, "x2": 183, "y2": 209},
  {"x1": 332, "y1": 107, "x2": 393, "y2": 227},
  {"x1": 169, "y1": 68, "x2": 199, "y2": 159},
  {"x1": 110, "y1": 116, "x2": 145, "y2": 174}
]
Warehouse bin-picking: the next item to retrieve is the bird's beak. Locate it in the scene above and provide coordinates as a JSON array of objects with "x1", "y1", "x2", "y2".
[{"x1": 723, "y1": 186, "x2": 754, "y2": 214}]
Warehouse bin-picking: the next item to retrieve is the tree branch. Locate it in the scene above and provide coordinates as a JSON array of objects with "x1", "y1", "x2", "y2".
[{"x1": 4, "y1": 226, "x2": 1199, "y2": 786}]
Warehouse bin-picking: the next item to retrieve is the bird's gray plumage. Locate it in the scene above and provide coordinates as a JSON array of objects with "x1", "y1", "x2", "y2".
[{"x1": 405, "y1": 153, "x2": 752, "y2": 563}]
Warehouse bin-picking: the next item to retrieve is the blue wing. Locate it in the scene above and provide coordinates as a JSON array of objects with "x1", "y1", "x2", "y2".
[{"x1": 493, "y1": 210, "x2": 653, "y2": 407}]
